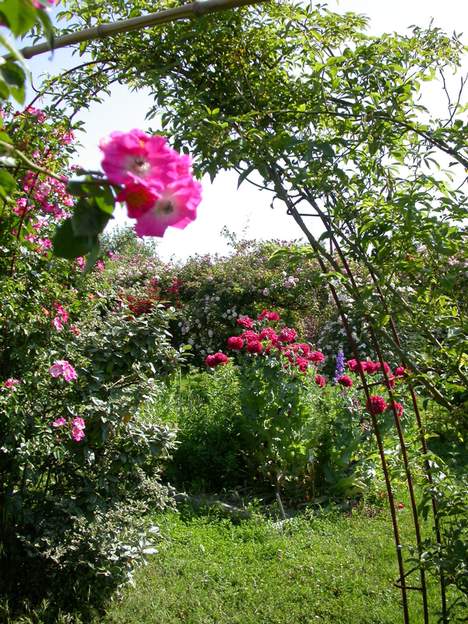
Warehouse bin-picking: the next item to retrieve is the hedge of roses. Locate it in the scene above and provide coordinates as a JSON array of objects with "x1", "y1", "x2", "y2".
[
  {"x1": 95, "y1": 230, "x2": 337, "y2": 366},
  {"x1": 0, "y1": 108, "x2": 185, "y2": 617}
]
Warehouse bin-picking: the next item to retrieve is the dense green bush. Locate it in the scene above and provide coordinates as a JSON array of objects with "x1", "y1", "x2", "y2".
[{"x1": 150, "y1": 307, "x2": 379, "y2": 502}]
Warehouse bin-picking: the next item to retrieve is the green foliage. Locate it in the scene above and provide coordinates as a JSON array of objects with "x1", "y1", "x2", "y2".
[
  {"x1": 62, "y1": 0, "x2": 467, "y2": 408},
  {"x1": 151, "y1": 362, "x2": 374, "y2": 502},
  {"x1": 417, "y1": 460, "x2": 468, "y2": 611}
]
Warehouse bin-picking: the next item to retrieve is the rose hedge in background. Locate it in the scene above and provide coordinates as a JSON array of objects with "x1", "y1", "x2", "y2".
[{"x1": 96, "y1": 229, "x2": 336, "y2": 366}]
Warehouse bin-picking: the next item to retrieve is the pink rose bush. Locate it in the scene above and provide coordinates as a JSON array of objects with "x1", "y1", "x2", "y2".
[
  {"x1": 52, "y1": 416, "x2": 86, "y2": 442},
  {"x1": 100, "y1": 129, "x2": 202, "y2": 238},
  {"x1": 49, "y1": 359, "x2": 78, "y2": 382}
]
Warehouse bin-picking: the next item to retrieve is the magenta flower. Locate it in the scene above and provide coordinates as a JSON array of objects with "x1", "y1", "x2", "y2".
[
  {"x1": 278, "y1": 327, "x2": 297, "y2": 343},
  {"x1": 3, "y1": 378, "x2": 20, "y2": 391},
  {"x1": 71, "y1": 417, "x2": 86, "y2": 442},
  {"x1": 227, "y1": 336, "x2": 244, "y2": 350},
  {"x1": 71, "y1": 427, "x2": 85, "y2": 442},
  {"x1": 52, "y1": 317, "x2": 64, "y2": 332},
  {"x1": 205, "y1": 352, "x2": 229, "y2": 367},
  {"x1": 237, "y1": 315, "x2": 254, "y2": 329},
  {"x1": 241, "y1": 330, "x2": 260, "y2": 343},
  {"x1": 315, "y1": 374, "x2": 326, "y2": 388},
  {"x1": 259, "y1": 327, "x2": 278, "y2": 341},
  {"x1": 246, "y1": 341, "x2": 263, "y2": 354},
  {"x1": 258, "y1": 310, "x2": 280, "y2": 322},
  {"x1": 337, "y1": 374, "x2": 353, "y2": 388},
  {"x1": 100, "y1": 130, "x2": 177, "y2": 186},
  {"x1": 366, "y1": 395, "x2": 388, "y2": 416},
  {"x1": 388, "y1": 401, "x2": 404, "y2": 418},
  {"x1": 52, "y1": 417, "x2": 67, "y2": 428},
  {"x1": 308, "y1": 350, "x2": 325, "y2": 364},
  {"x1": 49, "y1": 360, "x2": 77, "y2": 382}
]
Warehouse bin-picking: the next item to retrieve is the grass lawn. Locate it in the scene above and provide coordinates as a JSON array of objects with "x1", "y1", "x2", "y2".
[{"x1": 102, "y1": 505, "x2": 449, "y2": 624}]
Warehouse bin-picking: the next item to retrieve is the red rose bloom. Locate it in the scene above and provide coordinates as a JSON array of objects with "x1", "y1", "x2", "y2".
[
  {"x1": 338, "y1": 374, "x2": 353, "y2": 388},
  {"x1": 347, "y1": 359, "x2": 365, "y2": 374},
  {"x1": 205, "y1": 352, "x2": 229, "y2": 367},
  {"x1": 247, "y1": 341, "x2": 263, "y2": 354},
  {"x1": 258, "y1": 309, "x2": 280, "y2": 322},
  {"x1": 294, "y1": 343, "x2": 311, "y2": 356},
  {"x1": 259, "y1": 327, "x2": 278, "y2": 341},
  {"x1": 242, "y1": 330, "x2": 260, "y2": 343},
  {"x1": 237, "y1": 315, "x2": 254, "y2": 329},
  {"x1": 394, "y1": 366, "x2": 405, "y2": 377},
  {"x1": 366, "y1": 395, "x2": 388, "y2": 415},
  {"x1": 227, "y1": 336, "x2": 244, "y2": 350},
  {"x1": 363, "y1": 361, "x2": 379, "y2": 375},
  {"x1": 315, "y1": 374, "x2": 326, "y2": 387},
  {"x1": 278, "y1": 327, "x2": 297, "y2": 343},
  {"x1": 296, "y1": 356, "x2": 309, "y2": 372},
  {"x1": 376, "y1": 361, "x2": 391, "y2": 375},
  {"x1": 308, "y1": 350, "x2": 325, "y2": 364},
  {"x1": 388, "y1": 401, "x2": 404, "y2": 418}
]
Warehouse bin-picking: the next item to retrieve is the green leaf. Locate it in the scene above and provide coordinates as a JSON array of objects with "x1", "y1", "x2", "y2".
[
  {"x1": 0, "y1": 61, "x2": 26, "y2": 103},
  {"x1": 0, "y1": 168, "x2": 16, "y2": 199},
  {"x1": 71, "y1": 199, "x2": 111, "y2": 237},
  {"x1": 53, "y1": 218, "x2": 97, "y2": 259},
  {"x1": 0, "y1": 0, "x2": 37, "y2": 36},
  {"x1": 35, "y1": 7, "x2": 55, "y2": 48}
]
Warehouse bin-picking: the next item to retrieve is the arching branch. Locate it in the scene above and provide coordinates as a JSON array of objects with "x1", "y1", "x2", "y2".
[{"x1": 10, "y1": 0, "x2": 268, "y2": 62}]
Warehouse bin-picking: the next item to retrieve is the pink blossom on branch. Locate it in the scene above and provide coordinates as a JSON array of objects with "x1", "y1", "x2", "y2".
[
  {"x1": 131, "y1": 179, "x2": 201, "y2": 238},
  {"x1": 100, "y1": 130, "x2": 177, "y2": 186},
  {"x1": 52, "y1": 417, "x2": 67, "y2": 428},
  {"x1": 102, "y1": 130, "x2": 202, "y2": 238},
  {"x1": 49, "y1": 360, "x2": 77, "y2": 382},
  {"x1": 2, "y1": 378, "x2": 20, "y2": 391}
]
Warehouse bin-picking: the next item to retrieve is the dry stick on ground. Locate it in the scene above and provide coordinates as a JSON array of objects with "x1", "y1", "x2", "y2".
[{"x1": 11, "y1": 0, "x2": 269, "y2": 62}]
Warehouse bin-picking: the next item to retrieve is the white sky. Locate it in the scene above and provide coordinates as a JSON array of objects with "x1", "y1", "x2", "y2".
[{"x1": 27, "y1": 1, "x2": 468, "y2": 260}]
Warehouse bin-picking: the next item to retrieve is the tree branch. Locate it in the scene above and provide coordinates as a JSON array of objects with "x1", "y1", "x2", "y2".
[{"x1": 10, "y1": 0, "x2": 268, "y2": 61}]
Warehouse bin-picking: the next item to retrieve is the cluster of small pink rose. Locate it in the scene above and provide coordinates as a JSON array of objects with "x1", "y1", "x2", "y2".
[
  {"x1": 1, "y1": 378, "x2": 21, "y2": 392},
  {"x1": 10, "y1": 106, "x2": 76, "y2": 254},
  {"x1": 100, "y1": 129, "x2": 202, "y2": 238},
  {"x1": 48, "y1": 361, "x2": 84, "y2": 440},
  {"x1": 204, "y1": 310, "x2": 328, "y2": 383},
  {"x1": 49, "y1": 359, "x2": 77, "y2": 383},
  {"x1": 52, "y1": 416, "x2": 85, "y2": 442}
]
